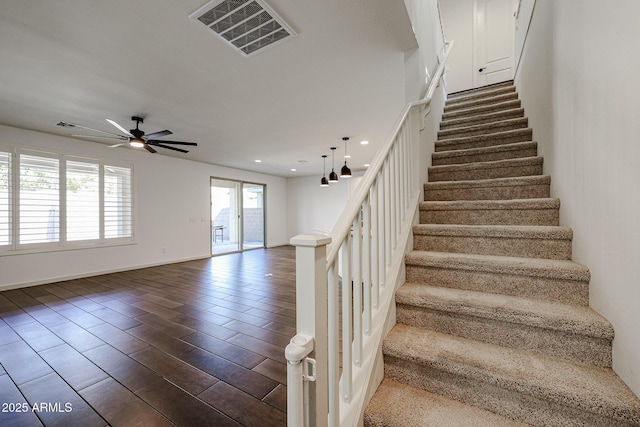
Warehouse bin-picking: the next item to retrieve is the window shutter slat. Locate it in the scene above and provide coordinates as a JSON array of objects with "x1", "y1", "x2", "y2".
[
  {"x1": 0, "y1": 151, "x2": 11, "y2": 246},
  {"x1": 66, "y1": 160, "x2": 100, "y2": 241},
  {"x1": 19, "y1": 154, "x2": 60, "y2": 244},
  {"x1": 104, "y1": 165, "x2": 132, "y2": 239}
]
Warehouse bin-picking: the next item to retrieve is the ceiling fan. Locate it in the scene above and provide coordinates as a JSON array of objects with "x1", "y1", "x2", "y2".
[{"x1": 56, "y1": 116, "x2": 197, "y2": 153}]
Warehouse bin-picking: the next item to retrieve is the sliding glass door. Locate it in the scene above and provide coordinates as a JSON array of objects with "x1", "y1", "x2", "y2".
[
  {"x1": 242, "y1": 183, "x2": 264, "y2": 250},
  {"x1": 210, "y1": 178, "x2": 265, "y2": 255}
]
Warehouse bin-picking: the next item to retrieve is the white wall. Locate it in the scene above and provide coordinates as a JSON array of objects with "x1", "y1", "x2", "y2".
[
  {"x1": 440, "y1": 0, "x2": 475, "y2": 93},
  {"x1": 515, "y1": 0, "x2": 640, "y2": 396},
  {"x1": 514, "y1": 0, "x2": 536, "y2": 74},
  {"x1": 404, "y1": 0, "x2": 447, "y2": 100},
  {"x1": 0, "y1": 125, "x2": 288, "y2": 290},
  {"x1": 286, "y1": 172, "x2": 363, "y2": 238}
]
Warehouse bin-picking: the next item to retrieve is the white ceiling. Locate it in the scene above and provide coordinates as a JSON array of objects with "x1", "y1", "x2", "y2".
[{"x1": 0, "y1": 0, "x2": 417, "y2": 177}]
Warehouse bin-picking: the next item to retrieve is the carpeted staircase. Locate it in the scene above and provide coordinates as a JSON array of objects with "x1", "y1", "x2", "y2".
[{"x1": 363, "y1": 81, "x2": 640, "y2": 426}]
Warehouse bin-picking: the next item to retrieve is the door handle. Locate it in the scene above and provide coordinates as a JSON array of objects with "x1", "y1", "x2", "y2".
[{"x1": 478, "y1": 67, "x2": 486, "y2": 73}]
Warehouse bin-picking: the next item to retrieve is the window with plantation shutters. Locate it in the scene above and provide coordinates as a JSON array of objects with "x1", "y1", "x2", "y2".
[
  {"x1": 0, "y1": 145, "x2": 134, "y2": 255},
  {"x1": 0, "y1": 151, "x2": 10, "y2": 247},
  {"x1": 104, "y1": 165, "x2": 132, "y2": 239},
  {"x1": 66, "y1": 160, "x2": 100, "y2": 241},
  {"x1": 19, "y1": 153, "x2": 60, "y2": 245}
]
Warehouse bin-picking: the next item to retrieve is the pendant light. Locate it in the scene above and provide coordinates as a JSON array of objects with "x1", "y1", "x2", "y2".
[
  {"x1": 329, "y1": 147, "x2": 339, "y2": 183},
  {"x1": 320, "y1": 155, "x2": 329, "y2": 187},
  {"x1": 340, "y1": 137, "x2": 352, "y2": 178}
]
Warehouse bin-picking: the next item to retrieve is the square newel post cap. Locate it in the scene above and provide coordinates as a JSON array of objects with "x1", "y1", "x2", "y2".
[{"x1": 290, "y1": 234, "x2": 332, "y2": 247}]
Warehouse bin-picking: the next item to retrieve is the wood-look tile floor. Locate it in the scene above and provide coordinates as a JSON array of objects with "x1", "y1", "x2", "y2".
[{"x1": 0, "y1": 246, "x2": 296, "y2": 426}]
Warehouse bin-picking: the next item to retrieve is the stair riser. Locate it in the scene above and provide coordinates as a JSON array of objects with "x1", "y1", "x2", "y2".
[
  {"x1": 396, "y1": 305, "x2": 611, "y2": 366},
  {"x1": 437, "y1": 119, "x2": 528, "y2": 141},
  {"x1": 432, "y1": 144, "x2": 537, "y2": 166},
  {"x1": 429, "y1": 163, "x2": 542, "y2": 182},
  {"x1": 413, "y1": 234, "x2": 572, "y2": 260},
  {"x1": 442, "y1": 100, "x2": 521, "y2": 121},
  {"x1": 435, "y1": 130, "x2": 532, "y2": 152},
  {"x1": 444, "y1": 93, "x2": 519, "y2": 113},
  {"x1": 405, "y1": 264, "x2": 588, "y2": 305},
  {"x1": 383, "y1": 356, "x2": 628, "y2": 427},
  {"x1": 440, "y1": 109, "x2": 524, "y2": 130},
  {"x1": 424, "y1": 182, "x2": 550, "y2": 201},
  {"x1": 419, "y1": 207, "x2": 559, "y2": 226},
  {"x1": 446, "y1": 86, "x2": 516, "y2": 106}
]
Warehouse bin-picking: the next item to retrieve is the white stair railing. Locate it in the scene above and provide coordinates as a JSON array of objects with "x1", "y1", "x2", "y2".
[{"x1": 287, "y1": 41, "x2": 453, "y2": 427}]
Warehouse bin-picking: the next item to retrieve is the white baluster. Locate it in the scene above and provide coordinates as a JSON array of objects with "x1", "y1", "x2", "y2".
[
  {"x1": 370, "y1": 181, "x2": 379, "y2": 308},
  {"x1": 328, "y1": 262, "x2": 339, "y2": 427},
  {"x1": 340, "y1": 236, "x2": 352, "y2": 403},
  {"x1": 352, "y1": 214, "x2": 362, "y2": 367},
  {"x1": 362, "y1": 196, "x2": 371, "y2": 335}
]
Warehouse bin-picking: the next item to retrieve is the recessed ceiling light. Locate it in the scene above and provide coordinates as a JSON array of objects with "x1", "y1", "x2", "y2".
[
  {"x1": 255, "y1": 160, "x2": 262, "y2": 163},
  {"x1": 364, "y1": 164, "x2": 370, "y2": 167},
  {"x1": 344, "y1": 155, "x2": 351, "y2": 159},
  {"x1": 291, "y1": 168, "x2": 297, "y2": 172},
  {"x1": 360, "y1": 140, "x2": 370, "y2": 145}
]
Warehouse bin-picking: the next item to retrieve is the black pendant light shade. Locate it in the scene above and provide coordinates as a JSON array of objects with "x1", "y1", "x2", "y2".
[
  {"x1": 340, "y1": 137, "x2": 352, "y2": 178},
  {"x1": 329, "y1": 147, "x2": 339, "y2": 182},
  {"x1": 320, "y1": 155, "x2": 329, "y2": 187}
]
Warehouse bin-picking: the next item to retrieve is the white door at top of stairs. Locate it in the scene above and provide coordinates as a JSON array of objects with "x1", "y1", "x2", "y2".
[{"x1": 473, "y1": 0, "x2": 517, "y2": 88}]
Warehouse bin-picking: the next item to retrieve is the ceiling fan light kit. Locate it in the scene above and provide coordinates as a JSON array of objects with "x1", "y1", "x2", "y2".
[{"x1": 56, "y1": 116, "x2": 197, "y2": 154}]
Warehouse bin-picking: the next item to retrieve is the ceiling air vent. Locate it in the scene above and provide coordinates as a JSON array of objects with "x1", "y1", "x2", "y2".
[{"x1": 190, "y1": 0, "x2": 296, "y2": 57}]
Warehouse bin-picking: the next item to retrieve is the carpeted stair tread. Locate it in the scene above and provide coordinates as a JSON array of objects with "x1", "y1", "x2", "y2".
[
  {"x1": 435, "y1": 128, "x2": 532, "y2": 152},
  {"x1": 412, "y1": 223, "x2": 572, "y2": 259},
  {"x1": 420, "y1": 197, "x2": 560, "y2": 226},
  {"x1": 440, "y1": 108, "x2": 525, "y2": 130},
  {"x1": 432, "y1": 141, "x2": 538, "y2": 166},
  {"x1": 395, "y1": 283, "x2": 613, "y2": 340},
  {"x1": 428, "y1": 156, "x2": 543, "y2": 182},
  {"x1": 446, "y1": 85, "x2": 516, "y2": 106},
  {"x1": 383, "y1": 325, "x2": 640, "y2": 425},
  {"x1": 413, "y1": 224, "x2": 571, "y2": 240},
  {"x1": 442, "y1": 99, "x2": 522, "y2": 121},
  {"x1": 444, "y1": 92, "x2": 519, "y2": 113},
  {"x1": 424, "y1": 175, "x2": 551, "y2": 201},
  {"x1": 447, "y1": 81, "x2": 514, "y2": 99},
  {"x1": 437, "y1": 117, "x2": 528, "y2": 140},
  {"x1": 404, "y1": 251, "x2": 590, "y2": 282},
  {"x1": 420, "y1": 197, "x2": 559, "y2": 212},
  {"x1": 363, "y1": 378, "x2": 529, "y2": 427}
]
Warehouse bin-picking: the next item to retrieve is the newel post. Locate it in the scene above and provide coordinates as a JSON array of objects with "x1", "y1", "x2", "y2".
[{"x1": 288, "y1": 234, "x2": 330, "y2": 427}]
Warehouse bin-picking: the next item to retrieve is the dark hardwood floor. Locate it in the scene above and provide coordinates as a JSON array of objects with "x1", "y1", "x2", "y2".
[{"x1": 0, "y1": 246, "x2": 296, "y2": 426}]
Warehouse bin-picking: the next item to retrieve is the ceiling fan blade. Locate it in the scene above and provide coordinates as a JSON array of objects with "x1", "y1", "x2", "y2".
[
  {"x1": 144, "y1": 130, "x2": 172, "y2": 139},
  {"x1": 144, "y1": 144, "x2": 157, "y2": 153},
  {"x1": 57, "y1": 121, "x2": 126, "y2": 138},
  {"x1": 106, "y1": 119, "x2": 134, "y2": 137},
  {"x1": 109, "y1": 143, "x2": 128, "y2": 148},
  {"x1": 71, "y1": 134, "x2": 128, "y2": 140},
  {"x1": 147, "y1": 140, "x2": 197, "y2": 146},
  {"x1": 148, "y1": 142, "x2": 189, "y2": 153}
]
